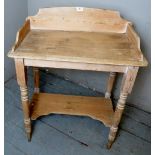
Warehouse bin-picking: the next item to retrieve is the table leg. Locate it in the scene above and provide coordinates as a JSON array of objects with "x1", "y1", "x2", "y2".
[
  {"x1": 15, "y1": 59, "x2": 31, "y2": 141},
  {"x1": 107, "y1": 67, "x2": 139, "y2": 149},
  {"x1": 33, "y1": 67, "x2": 40, "y2": 93},
  {"x1": 105, "y1": 72, "x2": 116, "y2": 98}
]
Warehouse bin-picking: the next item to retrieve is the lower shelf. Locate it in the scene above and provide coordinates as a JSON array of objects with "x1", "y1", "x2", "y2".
[{"x1": 30, "y1": 93, "x2": 114, "y2": 127}]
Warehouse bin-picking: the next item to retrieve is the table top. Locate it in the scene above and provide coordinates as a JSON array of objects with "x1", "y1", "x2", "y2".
[{"x1": 8, "y1": 30, "x2": 147, "y2": 66}]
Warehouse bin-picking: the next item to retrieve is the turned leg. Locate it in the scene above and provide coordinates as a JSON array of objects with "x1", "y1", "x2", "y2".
[
  {"x1": 107, "y1": 67, "x2": 139, "y2": 149},
  {"x1": 107, "y1": 92, "x2": 127, "y2": 149},
  {"x1": 15, "y1": 59, "x2": 31, "y2": 141},
  {"x1": 33, "y1": 67, "x2": 40, "y2": 93},
  {"x1": 105, "y1": 72, "x2": 116, "y2": 98}
]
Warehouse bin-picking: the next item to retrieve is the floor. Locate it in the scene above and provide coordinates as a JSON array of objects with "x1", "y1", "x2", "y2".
[{"x1": 5, "y1": 70, "x2": 151, "y2": 155}]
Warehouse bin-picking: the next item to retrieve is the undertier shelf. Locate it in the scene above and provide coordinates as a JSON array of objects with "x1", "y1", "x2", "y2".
[{"x1": 30, "y1": 93, "x2": 114, "y2": 127}]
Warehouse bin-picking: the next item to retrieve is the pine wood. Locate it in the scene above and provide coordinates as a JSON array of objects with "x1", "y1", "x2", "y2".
[
  {"x1": 28, "y1": 7, "x2": 130, "y2": 33},
  {"x1": 15, "y1": 59, "x2": 31, "y2": 141},
  {"x1": 33, "y1": 67, "x2": 40, "y2": 93},
  {"x1": 8, "y1": 7, "x2": 148, "y2": 67},
  {"x1": 8, "y1": 30, "x2": 147, "y2": 66},
  {"x1": 127, "y1": 24, "x2": 140, "y2": 50},
  {"x1": 11, "y1": 19, "x2": 30, "y2": 52},
  {"x1": 24, "y1": 59, "x2": 127, "y2": 73},
  {"x1": 105, "y1": 72, "x2": 116, "y2": 98},
  {"x1": 7, "y1": 7, "x2": 148, "y2": 148},
  {"x1": 30, "y1": 93, "x2": 114, "y2": 127},
  {"x1": 107, "y1": 66, "x2": 139, "y2": 149}
]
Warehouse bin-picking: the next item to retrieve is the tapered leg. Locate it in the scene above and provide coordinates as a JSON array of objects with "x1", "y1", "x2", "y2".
[
  {"x1": 105, "y1": 72, "x2": 116, "y2": 98},
  {"x1": 33, "y1": 67, "x2": 40, "y2": 93},
  {"x1": 107, "y1": 67, "x2": 139, "y2": 149},
  {"x1": 15, "y1": 59, "x2": 31, "y2": 141}
]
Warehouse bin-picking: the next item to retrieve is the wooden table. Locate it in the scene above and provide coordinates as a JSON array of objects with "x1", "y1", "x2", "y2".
[{"x1": 8, "y1": 7, "x2": 148, "y2": 149}]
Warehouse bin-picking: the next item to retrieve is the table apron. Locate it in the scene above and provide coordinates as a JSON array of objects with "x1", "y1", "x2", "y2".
[{"x1": 24, "y1": 59, "x2": 128, "y2": 73}]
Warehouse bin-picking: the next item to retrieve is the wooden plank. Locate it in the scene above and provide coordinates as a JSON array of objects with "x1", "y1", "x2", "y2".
[
  {"x1": 127, "y1": 24, "x2": 140, "y2": 50},
  {"x1": 8, "y1": 19, "x2": 30, "y2": 54},
  {"x1": 28, "y1": 7, "x2": 130, "y2": 33},
  {"x1": 126, "y1": 24, "x2": 145, "y2": 62},
  {"x1": 41, "y1": 116, "x2": 151, "y2": 155},
  {"x1": 5, "y1": 141, "x2": 26, "y2": 155},
  {"x1": 124, "y1": 105, "x2": 151, "y2": 127},
  {"x1": 120, "y1": 115, "x2": 151, "y2": 142},
  {"x1": 8, "y1": 30, "x2": 147, "y2": 66},
  {"x1": 24, "y1": 59, "x2": 127, "y2": 73},
  {"x1": 31, "y1": 93, "x2": 114, "y2": 127}
]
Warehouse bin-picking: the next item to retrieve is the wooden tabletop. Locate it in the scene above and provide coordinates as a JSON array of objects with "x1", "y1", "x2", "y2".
[{"x1": 9, "y1": 29, "x2": 147, "y2": 66}]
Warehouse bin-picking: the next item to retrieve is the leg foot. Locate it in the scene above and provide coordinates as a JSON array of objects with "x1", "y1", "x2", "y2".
[
  {"x1": 24, "y1": 118, "x2": 32, "y2": 142},
  {"x1": 106, "y1": 140, "x2": 113, "y2": 149},
  {"x1": 107, "y1": 126, "x2": 118, "y2": 149},
  {"x1": 27, "y1": 132, "x2": 31, "y2": 142}
]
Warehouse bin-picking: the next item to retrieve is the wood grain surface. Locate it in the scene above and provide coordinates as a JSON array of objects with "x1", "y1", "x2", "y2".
[
  {"x1": 31, "y1": 93, "x2": 114, "y2": 127},
  {"x1": 28, "y1": 7, "x2": 130, "y2": 33},
  {"x1": 8, "y1": 7, "x2": 148, "y2": 67},
  {"x1": 8, "y1": 30, "x2": 147, "y2": 66}
]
